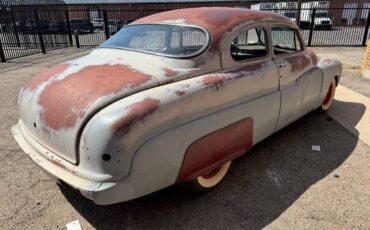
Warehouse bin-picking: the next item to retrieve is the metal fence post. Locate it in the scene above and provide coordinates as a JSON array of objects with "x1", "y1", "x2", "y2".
[
  {"x1": 103, "y1": 10, "x2": 109, "y2": 40},
  {"x1": 10, "y1": 10, "x2": 21, "y2": 47},
  {"x1": 362, "y1": 8, "x2": 370, "y2": 46},
  {"x1": 0, "y1": 37, "x2": 6, "y2": 62},
  {"x1": 34, "y1": 9, "x2": 46, "y2": 54},
  {"x1": 296, "y1": 0, "x2": 302, "y2": 28},
  {"x1": 75, "y1": 32, "x2": 80, "y2": 48},
  {"x1": 308, "y1": 8, "x2": 316, "y2": 47},
  {"x1": 65, "y1": 10, "x2": 73, "y2": 46}
]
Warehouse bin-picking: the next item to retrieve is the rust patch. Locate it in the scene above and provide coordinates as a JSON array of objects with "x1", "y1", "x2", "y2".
[
  {"x1": 25, "y1": 63, "x2": 70, "y2": 90},
  {"x1": 201, "y1": 74, "x2": 224, "y2": 86},
  {"x1": 306, "y1": 48, "x2": 318, "y2": 65},
  {"x1": 175, "y1": 90, "x2": 185, "y2": 96},
  {"x1": 50, "y1": 159, "x2": 66, "y2": 169},
  {"x1": 163, "y1": 67, "x2": 179, "y2": 78},
  {"x1": 286, "y1": 55, "x2": 312, "y2": 73},
  {"x1": 111, "y1": 98, "x2": 160, "y2": 136},
  {"x1": 39, "y1": 64, "x2": 153, "y2": 130},
  {"x1": 176, "y1": 118, "x2": 253, "y2": 183},
  {"x1": 228, "y1": 63, "x2": 264, "y2": 75},
  {"x1": 201, "y1": 63, "x2": 263, "y2": 86}
]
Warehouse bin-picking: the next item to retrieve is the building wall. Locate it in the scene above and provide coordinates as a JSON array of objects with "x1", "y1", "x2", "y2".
[
  {"x1": 5, "y1": 0, "x2": 370, "y2": 26},
  {"x1": 6, "y1": 1, "x2": 249, "y2": 21},
  {"x1": 65, "y1": 1, "x2": 249, "y2": 20}
]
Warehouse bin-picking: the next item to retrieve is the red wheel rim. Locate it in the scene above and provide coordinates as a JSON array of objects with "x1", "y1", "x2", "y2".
[
  {"x1": 322, "y1": 82, "x2": 334, "y2": 106},
  {"x1": 201, "y1": 166, "x2": 222, "y2": 179}
]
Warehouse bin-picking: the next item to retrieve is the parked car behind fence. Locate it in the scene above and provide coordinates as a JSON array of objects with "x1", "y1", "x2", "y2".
[
  {"x1": 92, "y1": 18, "x2": 104, "y2": 30},
  {"x1": 70, "y1": 19, "x2": 94, "y2": 34}
]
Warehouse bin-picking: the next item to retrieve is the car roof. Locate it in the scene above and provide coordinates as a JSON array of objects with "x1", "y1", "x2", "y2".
[{"x1": 135, "y1": 7, "x2": 295, "y2": 52}]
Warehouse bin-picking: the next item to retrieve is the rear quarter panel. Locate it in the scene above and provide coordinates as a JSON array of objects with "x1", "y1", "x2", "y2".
[{"x1": 78, "y1": 61, "x2": 280, "y2": 202}]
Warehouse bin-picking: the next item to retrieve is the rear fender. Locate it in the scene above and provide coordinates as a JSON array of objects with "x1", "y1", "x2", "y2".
[{"x1": 78, "y1": 61, "x2": 279, "y2": 183}]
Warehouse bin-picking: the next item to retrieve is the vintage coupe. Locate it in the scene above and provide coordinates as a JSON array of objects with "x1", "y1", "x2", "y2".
[{"x1": 12, "y1": 8, "x2": 341, "y2": 205}]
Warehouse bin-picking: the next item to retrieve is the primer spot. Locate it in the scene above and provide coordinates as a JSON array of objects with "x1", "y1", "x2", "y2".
[
  {"x1": 38, "y1": 64, "x2": 153, "y2": 130},
  {"x1": 163, "y1": 67, "x2": 179, "y2": 78},
  {"x1": 111, "y1": 98, "x2": 160, "y2": 136}
]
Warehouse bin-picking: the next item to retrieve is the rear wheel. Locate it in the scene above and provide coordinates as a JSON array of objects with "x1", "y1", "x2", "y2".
[
  {"x1": 182, "y1": 161, "x2": 231, "y2": 195},
  {"x1": 318, "y1": 78, "x2": 336, "y2": 113}
]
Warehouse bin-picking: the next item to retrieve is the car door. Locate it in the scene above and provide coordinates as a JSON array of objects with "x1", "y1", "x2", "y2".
[
  {"x1": 271, "y1": 25, "x2": 323, "y2": 131},
  {"x1": 220, "y1": 23, "x2": 280, "y2": 144}
]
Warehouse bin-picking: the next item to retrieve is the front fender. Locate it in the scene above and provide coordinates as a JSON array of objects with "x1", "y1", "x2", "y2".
[{"x1": 317, "y1": 58, "x2": 342, "y2": 103}]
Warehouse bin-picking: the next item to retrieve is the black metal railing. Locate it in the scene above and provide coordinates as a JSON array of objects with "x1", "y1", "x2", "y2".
[
  {"x1": 1, "y1": 6, "x2": 370, "y2": 62},
  {"x1": 0, "y1": 9, "x2": 69, "y2": 61},
  {"x1": 263, "y1": 6, "x2": 370, "y2": 47}
]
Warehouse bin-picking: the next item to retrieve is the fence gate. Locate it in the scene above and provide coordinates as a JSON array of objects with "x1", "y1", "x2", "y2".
[
  {"x1": 0, "y1": 9, "x2": 69, "y2": 61},
  {"x1": 259, "y1": 2, "x2": 370, "y2": 47}
]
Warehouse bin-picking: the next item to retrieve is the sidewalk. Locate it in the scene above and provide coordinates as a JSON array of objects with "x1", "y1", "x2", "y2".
[
  {"x1": 0, "y1": 47, "x2": 92, "y2": 74},
  {"x1": 329, "y1": 85, "x2": 370, "y2": 146},
  {"x1": 311, "y1": 48, "x2": 370, "y2": 146},
  {"x1": 313, "y1": 47, "x2": 370, "y2": 98},
  {"x1": 312, "y1": 47, "x2": 365, "y2": 67}
]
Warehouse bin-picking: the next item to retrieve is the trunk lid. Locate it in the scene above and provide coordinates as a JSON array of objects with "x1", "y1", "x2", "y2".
[{"x1": 18, "y1": 49, "x2": 163, "y2": 164}]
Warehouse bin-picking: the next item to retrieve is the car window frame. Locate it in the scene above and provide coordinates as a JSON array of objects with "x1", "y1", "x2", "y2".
[
  {"x1": 269, "y1": 22, "x2": 306, "y2": 59},
  {"x1": 229, "y1": 23, "x2": 271, "y2": 63},
  {"x1": 220, "y1": 22, "x2": 271, "y2": 70},
  {"x1": 99, "y1": 23, "x2": 212, "y2": 59}
]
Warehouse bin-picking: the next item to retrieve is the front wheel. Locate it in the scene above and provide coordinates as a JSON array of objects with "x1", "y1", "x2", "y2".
[
  {"x1": 182, "y1": 161, "x2": 231, "y2": 195},
  {"x1": 318, "y1": 78, "x2": 336, "y2": 113}
]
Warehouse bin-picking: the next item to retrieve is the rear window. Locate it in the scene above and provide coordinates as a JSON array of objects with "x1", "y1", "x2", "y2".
[{"x1": 100, "y1": 24, "x2": 210, "y2": 57}]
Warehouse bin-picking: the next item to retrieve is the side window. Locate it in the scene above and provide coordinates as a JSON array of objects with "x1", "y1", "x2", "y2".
[
  {"x1": 271, "y1": 26, "x2": 303, "y2": 55},
  {"x1": 230, "y1": 27, "x2": 268, "y2": 61}
]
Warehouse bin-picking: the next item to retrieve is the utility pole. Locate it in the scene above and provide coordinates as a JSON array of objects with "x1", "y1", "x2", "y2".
[{"x1": 296, "y1": 0, "x2": 302, "y2": 27}]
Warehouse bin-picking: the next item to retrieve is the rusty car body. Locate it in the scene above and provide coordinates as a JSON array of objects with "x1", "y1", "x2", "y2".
[{"x1": 12, "y1": 8, "x2": 341, "y2": 205}]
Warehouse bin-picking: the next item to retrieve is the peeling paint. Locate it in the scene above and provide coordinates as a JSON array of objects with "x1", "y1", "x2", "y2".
[
  {"x1": 175, "y1": 90, "x2": 185, "y2": 96},
  {"x1": 201, "y1": 63, "x2": 264, "y2": 86},
  {"x1": 163, "y1": 67, "x2": 179, "y2": 78},
  {"x1": 111, "y1": 98, "x2": 160, "y2": 136},
  {"x1": 50, "y1": 159, "x2": 66, "y2": 169},
  {"x1": 38, "y1": 64, "x2": 153, "y2": 130},
  {"x1": 286, "y1": 55, "x2": 312, "y2": 73},
  {"x1": 25, "y1": 63, "x2": 70, "y2": 91},
  {"x1": 201, "y1": 74, "x2": 224, "y2": 86},
  {"x1": 306, "y1": 48, "x2": 318, "y2": 65}
]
